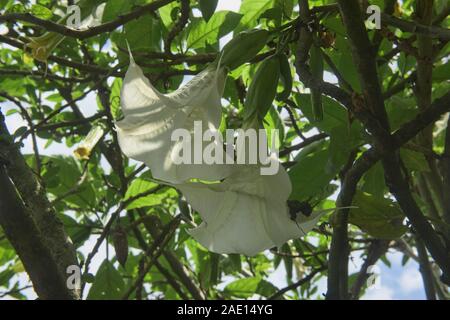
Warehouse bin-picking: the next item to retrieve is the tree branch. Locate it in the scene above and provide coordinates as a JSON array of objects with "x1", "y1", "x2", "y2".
[
  {"x1": 164, "y1": 0, "x2": 189, "y2": 54},
  {"x1": 280, "y1": 133, "x2": 328, "y2": 157},
  {"x1": 380, "y1": 12, "x2": 450, "y2": 41},
  {"x1": 139, "y1": 211, "x2": 206, "y2": 300},
  {"x1": 309, "y1": 3, "x2": 450, "y2": 40},
  {"x1": 268, "y1": 267, "x2": 326, "y2": 300},
  {"x1": 0, "y1": 110, "x2": 79, "y2": 299},
  {"x1": 442, "y1": 116, "x2": 450, "y2": 225},
  {"x1": 0, "y1": 0, "x2": 175, "y2": 40},
  {"x1": 0, "y1": 158, "x2": 76, "y2": 299},
  {"x1": 350, "y1": 240, "x2": 390, "y2": 299},
  {"x1": 415, "y1": 236, "x2": 437, "y2": 300},
  {"x1": 337, "y1": 0, "x2": 450, "y2": 286}
]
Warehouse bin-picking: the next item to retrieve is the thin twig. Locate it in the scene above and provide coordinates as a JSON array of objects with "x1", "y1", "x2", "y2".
[{"x1": 268, "y1": 267, "x2": 326, "y2": 299}]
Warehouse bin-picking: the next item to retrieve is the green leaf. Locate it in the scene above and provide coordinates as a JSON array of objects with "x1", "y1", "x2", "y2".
[
  {"x1": 0, "y1": 269, "x2": 14, "y2": 286},
  {"x1": 224, "y1": 277, "x2": 260, "y2": 298},
  {"x1": 263, "y1": 106, "x2": 285, "y2": 150},
  {"x1": 362, "y1": 162, "x2": 386, "y2": 198},
  {"x1": 349, "y1": 192, "x2": 408, "y2": 239},
  {"x1": 243, "y1": 55, "x2": 280, "y2": 121},
  {"x1": 124, "y1": 14, "x2": 162, "y2": 51},
  {"x1": 258, "y1": 7, "x2": 282, "y2": 27},
  {"x1": 209, "y1": 253, "x2": 221, "y2": 286},
  {"x1": 385, "y1": 95, "x2": 418, "y2": 131},
  {"x1": 237, "y1": 0, "x2": 275, "y2": 32},
  {"x1": 275, "y1": 0, "x2": 294, "y2": 18},
  {"x1": 110, "y1": 78, "x2": 123, "y2": 120},
  {"x1": 13, "y1": 126, "x2": 27, "y2": 138},
  {"x1": 0, "y1": 239, "x2": 15, "y2": 265},
  {"x1": 401, "y1": 254, "x2": 410, "y2": 266},
  {"x1": 5, "y1": 109, "x2": 19, "y2": 116},
  {"x1": 289, "y1": 140, "x2": 339, "y2": 201},
  {"x1": 400, "y1": 148, "x2": 430, "y2": 173},
  {"x1": 276, "y1": 53, "x2": 293, "y2": 101},
  {"x1": 102, "y1": 0, "x2": 132, "y2": 23},
  {"x1": 59, "y1": 214, "x2": 92, "y2": 248},
  {"x1": 322, "y1": 16, "x2": 346, "y2": 36},
  {"x1": 334, "y1": 36, "x2": 361, "y2": 92},
  {"x1": 87, "y1": 260, "x2": 125, "y2": 300},
  {"x1": 8, "y1": 3, "x2": 26, "y2": 13},
  {"x1": 398, "y1": 52, "x2": 415, "y2": 75},
  {"x1": 327, "y1": 125, "x2": 363, "y2": 174},
  {"x1": 256, "y1": 280, "x2": 279, "y2": 297},
  {"x1": 199, "y1": 0, "x2": 218, "y2": 22},
  {"x1": 224, "y1": 277, "x2": 278, "y2": 298},
  {"x1": 433, "y1": 62, "x2": 450, "y2": 82},
  {"x1": 187, "y1": 11, "x2": 242, "y2": 49},
  {"x1": 280, "y1": 244, "x2": 293, "y2": 280},
  {"x1": 294, "y1": 93, "x2": 351, "y2": 134},
  {"x1": 41, "y1": 156, "x2": 97, "y2": 208},
  {"x1": 124, "y1": 178, "x2": 176, "y2": 209},
  {"x1": 158, "y1": 1, "x2": 179, "y2": 28},
  {"x1": 225, "y1": 254, "x2": 242, "y2": 273},
  {"x1": 31, "y1": 4, "x2": 52, "y2": 19},
  {"x1": 0, "y1": 78, "x2": 27, "y2": 96}
]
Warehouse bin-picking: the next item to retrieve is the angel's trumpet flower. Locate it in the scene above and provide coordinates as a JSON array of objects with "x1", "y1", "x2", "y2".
[
  {"x1": 177, "y1": 155, "x2": 323, "y2": 256},
  {"x1": 115, "y1": 54, "x2": 233, "y2": 184},
  {"x1": 74, "y1": 125, "x2": 104, "y2": 160}
]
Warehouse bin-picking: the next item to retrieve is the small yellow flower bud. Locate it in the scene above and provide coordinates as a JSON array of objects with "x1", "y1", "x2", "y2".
[{"x1": 74, "y1": 126, "x2": 104, "y2": 160}]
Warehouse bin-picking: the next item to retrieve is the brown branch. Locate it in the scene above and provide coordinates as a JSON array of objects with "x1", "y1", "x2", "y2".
[
  {"x1": 383, "y1": 73, "x2": 417, "y2": 100},
  {"x1": 327, "y1": 158, "x2": 353, "y2": 300},
  {"x1": 0, "y1": 34, "x2": 122, "y2": 76},
  {"x1": 380, "y1": 13, "x2": 450, "y2": 41},
  {"x1": 0, "y1": 165, "x2": 76, "y2": 299},
  {"x1": 121, "y1": 217, "x2": 181, "y2": 300},
  {"x1": 268, "y1": 267, "x2": 326, "y2": 299},
  {"x1": 414, "y1": 1, "x2": 447, "y2": 229},
  {"x1": 415, "y1": 236, "x2": 437, "y2": 300},
  {"x1": 0, "y1": 285, "x2": 33, "y2": 299},
  {"x1": 309, "y1": 3, "x2": 450, "y2": 40},
  {"x1": 0, "y1": 68, "x2": 91, "y2": 83},
  {"x1": 337, "y1": 0, "x2": 450, "y2": 286},
  {"x1": 81, "y1": 185, "x2": 165, "y2": 280},
  {"x1": 0, "y1": 92, "x2": 41, "y2": 174},
  {"x1": 280, "y1": 133, "x2": 328, "y2": 157},
  {"x1": 0, "y1": 0, "x2": 176, "y2": 40},
  {"x1": 20, "y1": 74, "x2": 113, "y2": 142},
  {"x1": 442, "y1": 117, "x2": 450, "y2": 225},
  {"x1": 126, "y1": 211, "x2": 189, "y2": 299},
  {"x1": 36, "y1": 112, "x2": 106, "y2": 132},
  {"x1": 350, "y1": 240, "x2": 390, "y2": 299},
  {"x1": 283, "y1": 100, "x2": 307, "y2": 140},
  {"x1": 164, "y1": 0, "x2": 190, "y2": 54},
  {"x1": 138, "y1": 211, "x2": 206, "y2": 300},
  {"x1": 0, "y1": 110, "x2": 79, "y2": 299}
]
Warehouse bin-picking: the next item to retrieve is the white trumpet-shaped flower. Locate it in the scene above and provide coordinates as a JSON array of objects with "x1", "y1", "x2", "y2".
[
  {"x1": 177, "y1": 158, "x2": 323, "y2": 256},
  {"x1": 74, "y1": 125, "x2": 104, "y2": 160},
  {"x1": 116, "y1": 55, "x2": 233, "y2": 184}
]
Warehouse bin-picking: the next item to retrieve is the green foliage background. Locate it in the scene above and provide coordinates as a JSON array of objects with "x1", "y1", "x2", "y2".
[{"x1": 0, "y1": 0, "x2": 449, "y2": 300}]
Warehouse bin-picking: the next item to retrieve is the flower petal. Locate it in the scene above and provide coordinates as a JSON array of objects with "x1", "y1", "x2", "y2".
[
  {"x1": 116, "y1": 59, "x2": 231, "y2": 183},
  {"x1": 178, "y1": 164, "x2": 305, "y2": 256}
]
